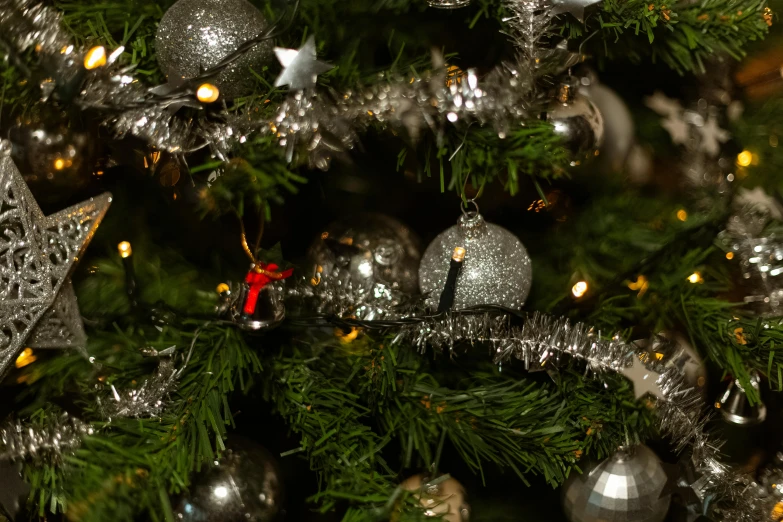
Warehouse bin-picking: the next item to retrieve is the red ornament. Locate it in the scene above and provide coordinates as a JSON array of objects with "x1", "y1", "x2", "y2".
[{"x1": 243, "y1": 263, "x2": 293, "y2": 315}]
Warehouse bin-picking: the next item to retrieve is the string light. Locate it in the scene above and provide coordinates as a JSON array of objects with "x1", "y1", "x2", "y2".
[
  {"x1": 53, "y1": 158, "x2": 66, "y2": 170},
  {"x1": 216, "y1": 283, "x2": 230, "y2": 295},
  {"x1": 572, "y1": 281, "x2": 588, "y2": 298},
  {"x1": 83, "y1": 46, "x2": 107, "y2": 70},
  {"x1": 15, "y1": 348, "x2": 36, "y2": 368},
  {"x1": 737, "y1": 150, "x2": 753, "y2": 167},
  {"x1": 117, "y1": 241, "x2": 132, "y2": 258},
  {"x1": 726, "y1": 252, "x2": 734, "y2": 260},
  {"x1": 196, "y1": 83, "x2": 220, "y2": 103},
  {"x1": 687, "y1": 272, "x2": 703, "y2": 284},
  {"x1": 676, "y1": 209, "x2": 688, "y2": 221}
]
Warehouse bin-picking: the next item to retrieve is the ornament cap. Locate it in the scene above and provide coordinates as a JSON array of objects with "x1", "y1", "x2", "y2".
[{"x1": 457, "y1": 211, "x2": 487, "y2": 239}]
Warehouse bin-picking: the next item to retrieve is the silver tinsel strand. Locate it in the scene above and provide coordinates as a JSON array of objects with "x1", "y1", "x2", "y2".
[
  {"x1": 391, "y1": 311, "x2": 763, "y2": 521},
  {"x1": 0, "y1": 412, "x2": 93, "y2": 463}
]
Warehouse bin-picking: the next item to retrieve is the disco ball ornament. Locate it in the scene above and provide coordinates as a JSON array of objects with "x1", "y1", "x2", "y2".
[
  {"x1": 401, "y1": 473, "x2": 470, "y2": 522},
  {"x1": 547, "y1": 79, "x2": 605, "y2": 160},
  {"x1": 419, "y1": 209, "x2": 532, "y2": 310},
  {"x1": 175, "y1": 436, "x2": 283, "y2": 522},
  {"x1": 562, "y1": 444, "x2": 670, "y2": 522},
  {"x1": 156, "y1": 0, "x2": 274, "y2": 99},
  {"x1": 306, "y1": 214, "x2": 421, "y2": 319}
]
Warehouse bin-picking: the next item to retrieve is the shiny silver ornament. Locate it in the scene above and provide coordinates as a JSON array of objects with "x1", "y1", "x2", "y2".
[
  {"x1": 547, "y1": 80, "x2": 604, "y2": 159},
  {"x1": 562, "y1": 444, "x2": 671, "y2": 522},
  {"x1": 580, "y1": 75, "x2": 634, "y2": 173},
  {"x1": 175, "y1": 436, "x2": 283, "y2": 522},
  {"x1": 635, "y1": 333, "x2": 707, "y2": 402},
  {"x1": 0, "y1": 146, "x2": 111, "y2": 380},
  {"x1": 156, "y1": 0, "x2": 273, "y2": 99},
  {"x1": 716, "y1": 372, "x2": 766, "y2": 426},
  {"x1": 419, "y1": 209, "x2": 532, "y2": 310},
  {"x1": 426, "y1": 0, "x2": 471, "y2": 8},
  {"x1": 401, "y1": 473, "x2": 470, "y2": 522},
  {"x1": 306, "y1": 214, "x2": 421, "y2": 319}
]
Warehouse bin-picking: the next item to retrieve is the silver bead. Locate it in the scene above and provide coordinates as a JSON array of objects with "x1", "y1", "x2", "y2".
[
  {"x1": 306, "y1": 214, "x2": 421, "y2": 319},
  {"x1": 562, "y1": 445, "x2": 670, "y2": 522},
  {"x1": 175, "y1": 437, "x2": 283, "y2": 522},
  {"x1": 547, "y1": 80, "x2": 604, "y2": 159},
  {"x1": 156, "y1": 0, "x2": 274, "y2": 99},
  {"x1": 419, "y1": 211, "x2": 531, "y2": 310}
]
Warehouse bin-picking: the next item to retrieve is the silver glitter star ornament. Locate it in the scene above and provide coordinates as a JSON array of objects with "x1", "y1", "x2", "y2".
[
  {"x1": 0, "y1": 146, "x2": 111, "y2": 379},
  {"x1": 620, "y1": 354, "x2": 665, "y2": 401},
  {"x1": 419, "y1": 208, "x2": 532, "y2": 310},
  {"x1": 274, "y1": 36, "x2": 333, "y2": 90}
]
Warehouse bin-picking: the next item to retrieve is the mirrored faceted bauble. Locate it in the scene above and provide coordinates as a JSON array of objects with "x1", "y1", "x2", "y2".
[
  {"x1": 175, "y1": 436, "x2": 283, "y2": 522},
  {"x1": 307, "y1": 214, "x2": 421, "y2": 319},
  {"x1": 547, "y1": 80, "x2": 604, "y2": 159},
  {"x1": 156, "y1": 0, "x2": 274, "y2": 99},
  {"x1": 562, "y1": 444, "x2": 670, "y2": 522},
  {"x1": 419, "y1": 212, "x2": 531, "y2": 310}
]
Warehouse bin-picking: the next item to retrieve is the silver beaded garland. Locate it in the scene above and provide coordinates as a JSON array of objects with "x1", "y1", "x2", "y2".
[
  {"x1": 155, "y1": 0, "x2": 274, "y2": 99},
  {"x1": 419, "y1": 210, "x2": 532, "y2": 310},
  {"x1": 562, "y1": 444, "x2": 670, "y2": 522}
]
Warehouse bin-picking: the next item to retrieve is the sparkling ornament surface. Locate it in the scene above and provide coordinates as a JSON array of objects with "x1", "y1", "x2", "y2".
[
  {"x1": 547, "y1": 81, "x2": 605, "y2": 158},
  {"x1": 562, "y1": 444, "x2": 670, "y2": 522},
  {"x1": 426, "y1": 0, "x2": 472, "y2": 8},
  {"x1": 0, "y1": 148, "x2": 111, "y2": 379},
  {"x1": 156, "y1": 0, "x2": 273, "y2": 99},
  {"x1": 175, "y1": 437, "x2": 282, "y2": 522},
  {"x1": 401, "y1": 473, "x2": 470, "y2": 522},
  {"x1": 419, "y1": 212, "x2": 531, "y2": 310},
  {"x1": 304, "y1": 214, "x2": 421, "y2": 319}
]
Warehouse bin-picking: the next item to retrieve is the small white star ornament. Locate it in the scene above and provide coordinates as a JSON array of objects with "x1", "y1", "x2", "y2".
[
  {"x1": 0, "y1": 143, "x2": 111, "y2": 379},
  {"x1": 274, "y1": 36, "x2": 333, "y2": 90},
  {"x1": 619, "y1": 355, "x2": 666, "y2": 401}
]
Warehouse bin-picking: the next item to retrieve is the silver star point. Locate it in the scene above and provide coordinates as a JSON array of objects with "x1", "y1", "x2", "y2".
[
  {"x1": 0, "y1": 151, "x2": 111, "y2": 379},
  {"x1": 274, "y1": 36, "x2": 333, "y2": 90},
  {"x1": 620, "y1": 355, "x2": 666, "y2": 401},
  {"x1": 551, "y1": 0, "x2": 602, "y2": 24}
]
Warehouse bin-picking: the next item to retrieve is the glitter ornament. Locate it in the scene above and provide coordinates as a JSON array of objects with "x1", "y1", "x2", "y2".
[
  {"x1": 419, "y1": 208, "x2": 532, "y2": 310},
  {"x1": 426, "y1": 0, "x2": 472, "y2": 8},
  {"x1": 401, "y1": 473, "x2": 470, "y2": 521},
  {"x1": 175, "y1": 436, "x2": 283, "y2": 522},
  {"x1": 546, "y1": 79, "x2": 604, "y2": 159},
  {"x1": 562, "y1": 444, "x2": 671, "y2": 522},
  {"x1": 155, "y1": 0, "x2": 274, "y2": 99},
  {"x1": 0, "y1": 146, "x2": 111, "y2": 380},
  {"x1": 305, "y1": 214, "x2": 421, "y2": 319}
]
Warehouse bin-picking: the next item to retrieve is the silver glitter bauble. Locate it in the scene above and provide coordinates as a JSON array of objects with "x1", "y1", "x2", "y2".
[
  {"x1": 562, "y1": 445, "x2": 671, "y2": 522},
  {"x1": 419, "y1": 211, "x2": 532, "y2": 310},
  {"x1": 401, "y1": 473, "x2": 470, "y2": 522},
  {"x1": 306, "y1": 214, "x2": 421, "y2": 319},
  {"x1": 156, "y1": 0, "x2": 273, "y2": 99},
  {"x1": 547, "y1": 80, "x2": 604, "y2": 159},
  {"x1": 175, "y1": 437, "x2": 283, "y2": 522}
]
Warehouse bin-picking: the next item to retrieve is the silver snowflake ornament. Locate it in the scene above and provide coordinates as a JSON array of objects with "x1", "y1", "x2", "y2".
[
  {"x1": 0, "y1": 148, "x2": 111, "y2": 379},
  {"x1": 274, "y1": 36, "x2": 333, "y2": 90}
]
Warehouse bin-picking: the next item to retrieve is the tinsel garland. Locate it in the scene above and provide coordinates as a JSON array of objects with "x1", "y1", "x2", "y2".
[{"x1": 0, "y1": 412, "x2": 93, "y2": 464}]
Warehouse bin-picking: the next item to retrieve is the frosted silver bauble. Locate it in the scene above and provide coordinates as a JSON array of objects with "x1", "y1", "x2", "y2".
[
  {"x1": 547, "y1": 80, "x2": 605, "y2": 158},
  {"x1": 175, "y1": 436, "x2": 282, "y2": 522},
  {"x1": 419, "y1": 212, "x2": 532, "y2": 310},
  {"x1": 562, "y1": 445, "x2": 670, "y2": 522},
  {"x1": 156, "y1": 0, "x2": 273, "y2": 99},
  {"x1": 307, "y1": 214, "x2": 421, "y2": 319}
]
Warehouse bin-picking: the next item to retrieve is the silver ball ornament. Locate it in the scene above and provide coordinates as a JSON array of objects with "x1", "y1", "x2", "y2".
[
  {"x1": 419, "y1": 210, "x2": 532, "y2": 310},
  {"x1": 306, "y1": 214, "x2": 421, "y2": 319},
  {"x1": 401, "y1": 473, "x2": 470, "y2": 522},
  {"x1": 547, "y1": 80, "x2": 605, "y2": 159},
  {"x1": 562, "y1": 444, "x2": 671, "y2": 522},
  {"x1": 156, "y1": 0, "x2": 274, "y2": 99},
  {"x1": 175, "y1": 437, "x2": 283, "y2": 522},
  {"x1": 581, "y1": 78, "x2": 633, "y2": 172}
]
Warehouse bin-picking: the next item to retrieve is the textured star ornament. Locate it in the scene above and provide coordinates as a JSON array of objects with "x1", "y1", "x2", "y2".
[
  {"x1": 551, "y1": 0, "x2": 602, "y2": 24},
  {"x1": 0, "y1": 147, "x2": 111, "y2": 379},
  {"x1": 274, "y1": 36, "x2": 333, "y2": 90},
  {"x1": 619, "y1": 355, "x2": 665, "y2": 400},
  {"x1": 661, "y1": 115, "x2": 690, "y2": 145},
  {"x1": 697, "y1": 116, "x2": 730, "y2": 157}
]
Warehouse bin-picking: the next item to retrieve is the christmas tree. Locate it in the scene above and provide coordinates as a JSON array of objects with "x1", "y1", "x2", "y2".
[{"x1": 0, "y1": 0, "x2": 782, "y2": 520}]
